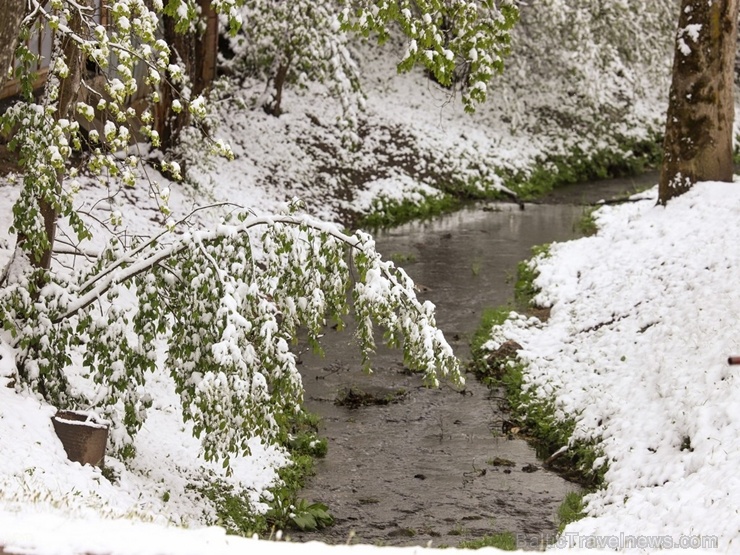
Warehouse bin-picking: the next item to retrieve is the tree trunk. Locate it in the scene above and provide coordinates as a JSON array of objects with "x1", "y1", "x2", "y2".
[
  {"x1": 157, "y1": 0, "x2": 217, "y2": 152},
  {"x1": 37, "y1": 6, "x2": 87, "y2": 270},
  {"x1": 157, "y1": 13, "x2": 190, "y2": 152},
  {"x1": 658, "y1": 0, "x2": 739, "y2": 204},
  {"x1": 14, "y1": 5, "x2": 87, "y2": 272},
  {"x1": 0, "y1": 0, "x2": 24, "y2": 91},
  {"x1": 263, "y1": 61, "x2": 290, "y2": 117}
]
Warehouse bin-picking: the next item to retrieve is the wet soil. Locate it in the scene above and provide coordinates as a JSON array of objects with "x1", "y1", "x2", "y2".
[{"x1": 291, "y1": 176, "x2": 659, "y2": 549}]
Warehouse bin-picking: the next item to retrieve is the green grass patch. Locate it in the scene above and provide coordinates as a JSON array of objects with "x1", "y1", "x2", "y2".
[
  {"x1": 194, "y1": 408, "x2": 333, "y2": 537},
  {"x1": 356, "y1": 133, "x2": 662, "y2": 230},
  {"x1": 358, "y1": 192, "x2": 460, "y2": 228},
  {"x1": 500, "y1": 357, "x2": 606, "y2": 487},
  {"x1": 514, "y1": 244, "x2": 550, "y2": 309},
  {"x1": 195, "y1": 476, "x2": 271, "y2": 536},
  {"x1": 389, "y1": 252, "x2": 417, "y2": 265},
  {"x1": 470, "y1": 250, "x2": 607, "y2": 487},
  {"x1": 500, "y1": 135, "x2": 663, "y2": 200},
  {"x1": 575, "y1": 207, "x2": 598, "y2": 237},
  {"x1": 469, "y1": 307, "x2": 513, "y2": 375},
  {"x1": 558, "y1": 491, "x2": 586, "y2": 533},
  {"x1": 458, "y1": 532, "x2": 518, "y2": 550}
]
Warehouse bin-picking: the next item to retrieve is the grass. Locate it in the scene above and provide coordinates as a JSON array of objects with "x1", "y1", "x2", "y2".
[
  {"x1": 558, "y1": 491, "x2": 586, "y2": 533},
  {"x1": 357, "y1": 131, "x2": 662, "y2": 230},
  {"x1": 196, "y1": 476, "x2": 266, "y2": 536},
  {"x1": 458, "y1": 532, "x2": 518, "y2": 550},
  {"x1": 514, "y1": 243, "x2": 550, "y2": 309},
  {"x1": 575, "y1": 207, "x2": 598, "y2": 236},
  {"x1": 500, "y1": 361, "x2": 607, "y2": 487},
  {"x1": 500, "y1": 134, "x2": 663, "y2": 200},
  {"x1": 193, "y1": 408, "x2": 332, "y2": 537},
  {"x1": 469, "y1": 244, "x2": 608, "y2": 488},
  {"x1": 469, "y1": 306, "x2": 513, "y2": 375},
  {"x1": 358, "y1": 192, "x2": 460, "y2": 228},
  {"x1": 390, "y1": 252, "x2": 417, "y2": 265}
]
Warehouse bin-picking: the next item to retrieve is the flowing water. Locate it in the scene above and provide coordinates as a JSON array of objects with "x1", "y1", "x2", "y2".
[{"x1": 290, "y1": 174, "x2": 658, "y2": 549}]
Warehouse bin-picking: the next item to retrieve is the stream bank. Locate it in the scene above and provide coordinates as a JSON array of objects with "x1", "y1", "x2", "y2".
[{"x1": 290, "y1": 174, "x2": 659, "y2": 549}]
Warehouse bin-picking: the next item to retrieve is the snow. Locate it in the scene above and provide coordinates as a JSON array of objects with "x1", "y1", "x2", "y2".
[
  {"x1": 487, "y1": 181, "x2": 740, "y2": 553},
  {"x1": 0, "y1": 9, "x2": 732, "y2": 555}
]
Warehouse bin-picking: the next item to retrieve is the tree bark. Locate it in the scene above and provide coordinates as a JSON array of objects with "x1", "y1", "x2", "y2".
[
  {"x1": 263, "y1": 61, "x2": 290, "y2": 117},
  {"x1": 38, "y1": 6, "x2": 87, "y2": 270},
  {"x1": 658, "y1": 0, "x2": 739, "y2": 204},
  {"x1": 0, "y1": 0, "x2": 24, "y2": 91},
  {"x1": 19, "y1": 4, "x2": 87, "y2": 271},
  {"x1": 157, "y1": 0, "x2": 217, "y2": 152}
]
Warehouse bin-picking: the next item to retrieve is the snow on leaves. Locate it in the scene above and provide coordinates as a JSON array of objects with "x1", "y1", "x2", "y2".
[
  {"x1": 340, "y1": 0, "x2": 519, "y2": 112},
  {"x1": 1, "y1": 208, "x2": 461, "y2": 465},
  {"x1": 221, "y1": 1, "x2": 365, "y2": 127}
]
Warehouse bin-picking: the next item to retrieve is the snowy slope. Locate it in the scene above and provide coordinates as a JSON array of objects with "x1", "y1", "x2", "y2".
[{"x1": 486, "y1": 181, "x2": 740, "y2": 552}]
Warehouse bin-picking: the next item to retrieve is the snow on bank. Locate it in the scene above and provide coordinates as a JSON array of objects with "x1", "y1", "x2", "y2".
[
  {"x1": 0, "y1": 342, "x2": 288, "y2": 528},
  {"x1": 0, "y1": 504, "x2": 725, "y2": 555},
  {"x1": 487, "y1": 181, "x2": 740, "y2": 551}
]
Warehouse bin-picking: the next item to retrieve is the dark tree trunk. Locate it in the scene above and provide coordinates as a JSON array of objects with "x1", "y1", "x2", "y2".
[
  {"x1": 658, "y1": 0, "x2": 739, "y2": 204},
  {"x1": 16, "y1": 3, "x2": 87, "y2": 271},
  {"x1": 157, "y1": 15, "x2": 191, "y2": 152},
  {"x1": 0, "y1": 0, "x2": 24, "y2": 91},
  {"x1": 263, "y1": 61, "x2": 290, "y2": 117},
  {"x1": 157, "y1": 0, "x2": 217, "y2": 152}
]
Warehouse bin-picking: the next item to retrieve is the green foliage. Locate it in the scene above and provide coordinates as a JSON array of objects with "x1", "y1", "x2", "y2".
[
  {"x1": 0, "y1": 0, "x2": 237, "y2": 269},
  {"x1": 359, "y1": 192, "x2": 459, "y2": 228},
  {"x1": 289, "y1": 500, "x2": 334, "y2": 531},
  {"x1": 196, "y1": 407, "x2": 331, "y2": 537},
  {"x1": 3, "y1": 206, "x2": 461, "y2": 466},
  {"x1": 197, "y1": 477, "x2": 267, "y2": 536},
  {"x1": 497, "y1": 359, "x2": 606, "y2": 487},
  {"x1": 458, "y1": 532, "x2": 518, "y2": 550},
  {"x1": 265, "y1": 451, "x2": 334, "y2": 532},
  {"x1": 501, "y1": 136, "x2": 663, "y2": 200},
  {"x1": 285, "y1": 409, "x2": 328, "y2": 459},
  {"x1": 470, "y1": 298, "x2": 606, "y2": 486},
  {"x1": 469, "y1": 307, "x2": 512, "y2": 374},
  {"x1": 389, "y1": 252, "x2": 417, "y2": 265},
  {"x1": 340, "y1": 0, "x2": 520, "y2": 113},
  {"x1": 558, "y1": 491, "x2": 586, "y2": 533},
  {"x1": 501, "y1": 362, "x2": 574, "y2": 453},
  {"x1": 222, "y1": 0, "x2": 364, "y2": 124},
  {"x1": 289, "y1": 434, "x2": 328, "y2": 458},
  {"x1": 514, "y1": 244, "x2": 550, "y2": 308},
  {"x1": 575, "y1": 207, "x2": 598, "y2": 237}
]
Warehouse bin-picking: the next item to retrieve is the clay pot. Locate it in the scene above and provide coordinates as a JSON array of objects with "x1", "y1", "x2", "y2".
[{"x1": 52, "y1": 410, "x2": 109, "y2": 468}]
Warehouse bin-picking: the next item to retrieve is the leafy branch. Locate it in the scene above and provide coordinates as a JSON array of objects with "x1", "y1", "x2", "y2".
[{"x1": 2, "y1": 207, "x2": 461, "y2": 464}]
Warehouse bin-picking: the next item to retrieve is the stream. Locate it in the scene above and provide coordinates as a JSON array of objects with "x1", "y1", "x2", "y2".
[{"x1": 290, "y1": 173, "x2": 658, "y2": 549}]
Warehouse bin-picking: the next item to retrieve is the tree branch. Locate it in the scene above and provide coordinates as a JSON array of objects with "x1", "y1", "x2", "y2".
[{"x1": 59, "y1": 214, "x2": 365, "y2": 323}]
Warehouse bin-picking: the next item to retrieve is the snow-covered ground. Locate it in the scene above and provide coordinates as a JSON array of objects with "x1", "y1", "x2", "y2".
[
  {"x1": 2, "y1": 181, "x2": 734, "y2": 549},
  {"x1": 485, "y1": 181, "x2": 740, "y2": 553},
  {"x1": 1, "y1": 12, "x2": 735, "y2": 554}
]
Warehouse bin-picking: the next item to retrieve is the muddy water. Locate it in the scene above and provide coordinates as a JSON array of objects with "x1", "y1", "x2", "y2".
[{"x1": 291, "y1": 175, "x2": 658, "y2": 549}]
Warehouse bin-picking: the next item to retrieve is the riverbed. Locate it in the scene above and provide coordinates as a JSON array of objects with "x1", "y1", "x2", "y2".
[{"x1": 290, "y1": 174, "x2": 658, "y2": 549}]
